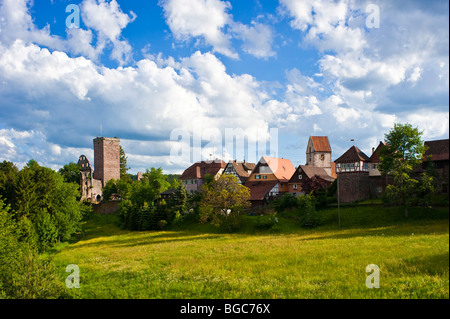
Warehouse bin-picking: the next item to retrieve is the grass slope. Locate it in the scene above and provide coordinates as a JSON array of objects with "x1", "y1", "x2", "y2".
[{"x1": 51, "y1": 205, "x2": 449, "y2": 299}]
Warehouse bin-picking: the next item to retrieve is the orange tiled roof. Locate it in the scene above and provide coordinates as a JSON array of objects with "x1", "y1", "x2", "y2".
[
  {"x1": 311, "y1": 136, "x2": 331, "y2": 152},
  {"x1": 261, "y1": 156, "x2": 296, "y2": 182}
]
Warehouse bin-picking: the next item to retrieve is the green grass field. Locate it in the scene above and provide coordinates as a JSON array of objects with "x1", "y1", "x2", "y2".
[{"x1": 50, "y1": 205, "x2": 449, "y2": 299}]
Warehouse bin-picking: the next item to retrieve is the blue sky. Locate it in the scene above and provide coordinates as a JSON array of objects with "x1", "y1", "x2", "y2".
[{"x1": 0, "y1": 0, "x2": 448, "y2": 174}]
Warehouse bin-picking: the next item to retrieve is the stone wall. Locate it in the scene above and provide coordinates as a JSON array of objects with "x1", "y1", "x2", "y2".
[
  {"x1": 337, "y1": 172, "x2": 371, "y2": 203},
  {"x1": 93, "y1": 137, "x2": 120, "y2": 187},
  {"x1": 93, "y1": 200, "x2": 120, "y2": 215}
]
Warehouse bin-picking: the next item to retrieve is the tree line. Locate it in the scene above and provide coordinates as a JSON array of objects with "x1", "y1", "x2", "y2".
[{"x1": 0, "y1": 159, "x2": 89, "y2": 298}]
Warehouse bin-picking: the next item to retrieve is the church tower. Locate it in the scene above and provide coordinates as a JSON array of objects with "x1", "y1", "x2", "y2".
[
  {"x1": 93, "y1": 137, "x2": 121, "y2": 187},
  {"x1": 306, "y1": 136, "x2": 332, "y2": 175}
]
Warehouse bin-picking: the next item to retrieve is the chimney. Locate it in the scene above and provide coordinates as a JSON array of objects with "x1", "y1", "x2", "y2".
[{"x1": 372, "y1": 147, "x2": 375, "y2": 154}]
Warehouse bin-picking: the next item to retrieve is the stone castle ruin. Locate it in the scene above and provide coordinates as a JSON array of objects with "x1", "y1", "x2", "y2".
[{"x1": 78, "y1": 137, "x2": 121, "y2": 202}]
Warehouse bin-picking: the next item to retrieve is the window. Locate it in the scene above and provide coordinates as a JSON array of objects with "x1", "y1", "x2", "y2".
[
  {"x1": 294, "y1": 184, "x2": 298, "y2": 190},
  {"x1": 372, "y1": 164, "x2": 376, "y2": 170},
  {"x1": 255, "y1": 175, "x2": 261, "y2": 179},
  {"x1": 263, "y1": 175, "x2": 267, "y2": 179},
  {"x1": 298, "y1": 175, "x2": 302, "y2": 180},
  {"x1": 260, "y1": 166, "x2": 270, "y2": 173},
  {"x1": 376, "y1": 187, "x2": 382, "y2": 193}
]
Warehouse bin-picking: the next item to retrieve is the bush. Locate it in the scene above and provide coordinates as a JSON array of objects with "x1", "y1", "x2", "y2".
[
  {"x1": 255, "y1": 213, "x2": 279, "y2": 230},
  {"x1": 298, "y1": 193, "x2": 322, "y2": 228},
  {"x1": 0, "y1": 199, "x2": 66, "y2": 299},
  {"x1": 273, "y1": 193, "x2": 299, "y2": 212},
  {"x1": 157, "y1": 220, "x2": 168, "y2": 230}
]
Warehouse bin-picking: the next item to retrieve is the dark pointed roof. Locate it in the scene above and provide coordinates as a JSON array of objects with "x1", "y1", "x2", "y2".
[
  {"x1": 335, "y1": 146, "x2": 370, "y2": 163},
  {"x1": 423, "y1": 139, "x2": 449, "y2": 162},
  {"x1": 369, "y1": 141, "x2": 386, "y2": 163},
  {"x1": 288, "y1": 165, "x2": 335, "y2": 183}
]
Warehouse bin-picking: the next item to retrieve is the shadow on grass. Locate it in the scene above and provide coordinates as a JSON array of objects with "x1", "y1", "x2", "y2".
[
  {"x1": 64, "y1": 205, "x2": 448, "y2": 252},
  {"x1": 385, "y1": 252, "x2": 450, "y2": 276},
  {"x1": 63, "y1": 230, "x2": 226, "y2": 252}
]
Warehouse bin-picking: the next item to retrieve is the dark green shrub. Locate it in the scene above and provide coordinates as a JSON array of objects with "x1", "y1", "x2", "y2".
[{"x1": 298, "y1": 193, "x2": 322, "y2": 228}]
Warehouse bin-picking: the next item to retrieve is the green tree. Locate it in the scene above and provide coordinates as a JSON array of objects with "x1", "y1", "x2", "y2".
[
  {"x1": 378, "y1": 123, "x2": 430, "y2": 217},
  {"x1": 199, "y1": 174, "x2": 251, "y2": 231},
  {"x1": 10, "y1": 160, "x2": 82, "y2": 250},
  {"x1": 0, "y1": 161, "x2": 19, "y2": 206},
  {"x1": 59, "y1": 162, "x2": 81, "y2": 185},
  {"x1": 170, "y1": 184, "x2": 187, "y2": 213},
  {"x1": 120, "y1": 145, "x2": 130, "y2": 179},
  {"x1": 0, "y1": 198, "x2": 65, "y2": 299}
]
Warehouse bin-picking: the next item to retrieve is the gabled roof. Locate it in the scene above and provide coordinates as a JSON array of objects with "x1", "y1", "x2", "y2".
[
  {"x1": 289, "y1": 165, "x2": 335, "y2": 183},
  {"x1": 423, "y1": 139, "x2": 449, "y2": 162},
  {"x1": 259, "y1": 156, "x2": 296, "y2": 182},
  {"x1": 369, "y1": 141, "x2": 386, "y2": 163},
  {"x1": 335, "y1": 146, "x2": 370, "y2": 163},
  {"x1": 224, "y1": 161, "x2": 256, "y2": 183},
  {"x1": 180, "y1": 160, "x2": 226, "y2": 180},
  {"x1": 309, "y1": 136, "x2": 332, "y2": 152},
  {"x1": 243, "y1": 180, "x2": 278, "y2": 201}
]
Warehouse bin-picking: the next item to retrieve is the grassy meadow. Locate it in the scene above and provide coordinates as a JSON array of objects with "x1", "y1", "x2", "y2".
[{"x1": 49, "y1": 204, "x2": 449, "y2": 299}]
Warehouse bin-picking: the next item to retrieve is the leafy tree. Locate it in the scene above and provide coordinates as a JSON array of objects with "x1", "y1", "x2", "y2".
[
  {"x1": 273, "y1": 193, "x2": 299, "y2": 212},
  {"x1": 199, "y1": 174, "x2": 251, "y2": 231},
  {"x1": 378, "y1": 123, "x2": 430, "y2": 217},
  {"x1": 120, "y1": 145, "x2": 130, "y2": 179},
  {"x1": 0, "y1": 198, "x2": 65, "y2": 298},
  {"x1": 9, "y1": 160, "x2": 82, "y2": 250},
  {"x1": 298, "y1": 193, "x2": 321, "y2": 228},
  {"x1": 170, "y1": 184, "x2": 187, "y2": 213},
  {"x1": 102, "y1": 179, "x2": 118, "y2": 202},
  {"x1": 130, "y1": 168, "x2": 170, "y2": 208},
  {"x1": 59, "y1": 162, "x2": 81, "y2": 185},
  {"x1": 0, "y1": 161, "x2": 19, "y2": 206}
]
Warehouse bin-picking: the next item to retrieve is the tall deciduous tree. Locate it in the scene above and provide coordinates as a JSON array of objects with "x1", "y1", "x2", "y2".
[
  {"x1": 378, "y1": 123, "x2": 430, "y2": 217},
  {"x1": 199, "y1": 174, "x2": 251, "y2": 231},
  {"x1": 120, "y1": 145, "x2": 130, "y2": 179}
]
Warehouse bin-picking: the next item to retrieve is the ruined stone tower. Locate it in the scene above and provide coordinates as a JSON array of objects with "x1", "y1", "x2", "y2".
[{"x1": 93, "y1": 137, "x2": 121, "y2": 187}]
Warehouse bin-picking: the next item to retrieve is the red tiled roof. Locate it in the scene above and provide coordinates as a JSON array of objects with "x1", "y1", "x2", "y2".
[
  {"x1": 260, "y1": 156, "x2": 296, "y2": 182},
  {"x1": 423, "y1": 139, "x2": 449, "y2": 162},
  {"x1": 180, "y1": 160, "x2": 226, "y2": 180},
  {"x1": 243, "y1": 180, "x2": 278, "y2": 201},
  {"x1": 335, "y1": 145, "x2": 370, "y2": 163},
  {"x1": 310, "y1": 136, "x2": 331, "y2": 152}
]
